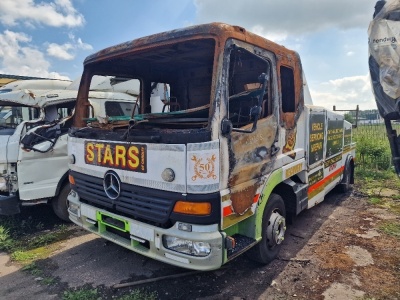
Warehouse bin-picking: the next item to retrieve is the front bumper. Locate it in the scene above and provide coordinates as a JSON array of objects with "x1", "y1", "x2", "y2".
[
  {"x1": 68, "y1": 191, "x2": 225, "y2": 270},
  {"x1": 0, "y1": 194, "x2": 20, "y2": 215}
]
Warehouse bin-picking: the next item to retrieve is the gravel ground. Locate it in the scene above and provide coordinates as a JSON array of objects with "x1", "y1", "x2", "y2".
[{"x1": 0, "y1": 186, "x2": 399, "y2": 300}]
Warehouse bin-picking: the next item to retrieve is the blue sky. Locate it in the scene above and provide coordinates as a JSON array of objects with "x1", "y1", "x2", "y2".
[{"x1": 0, "y1": 0, "x2": 377, "y2": 110}]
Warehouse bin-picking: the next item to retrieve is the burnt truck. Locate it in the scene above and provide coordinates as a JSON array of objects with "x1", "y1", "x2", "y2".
[
  {"x1": 0, "y1": 77, "x2": 139, "y2": 221},
  {"x1": 67, "y1": 23, "x2": 355, "y2": 270},
  {"x1": 369, "y1": 0, "x2": 400, "y2": 175}
]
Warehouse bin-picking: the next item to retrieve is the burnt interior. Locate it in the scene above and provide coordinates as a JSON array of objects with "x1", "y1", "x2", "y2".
[
  {"x1": 227, "y1": 47, "x2": 271, "y2": 128},
  {"x1": 84, "y1": 38, "x2": 215, "y2": 130}
]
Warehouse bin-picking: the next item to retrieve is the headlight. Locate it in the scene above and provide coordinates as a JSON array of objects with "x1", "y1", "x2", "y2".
[
  {"x1": 163, "y1": 235, "x2": 211, "y2": 257},
  {"x1": 68, "y1": 201, "x2": 79, "y2": 216}
]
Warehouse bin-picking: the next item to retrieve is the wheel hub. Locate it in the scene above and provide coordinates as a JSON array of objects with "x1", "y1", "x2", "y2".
[{"x1": 266, "y1": 211, "x2": 286, "y2": 247}]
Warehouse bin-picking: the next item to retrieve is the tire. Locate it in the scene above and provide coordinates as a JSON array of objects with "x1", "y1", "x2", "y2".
[
  {"x1": 248, "y1": 193, "x2": 286, "y2": 264},
  {"x1": 338, "y1": 161, "x2": 352, "y2": 193},
  {"x1": 52, "y1": 184, "x2": 71, "y2": 222}
]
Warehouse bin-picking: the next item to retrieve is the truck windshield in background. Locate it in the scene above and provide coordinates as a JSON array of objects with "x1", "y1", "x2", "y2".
[{"x1": 0, "y1": 105, "x2": 39, "y2": 134}]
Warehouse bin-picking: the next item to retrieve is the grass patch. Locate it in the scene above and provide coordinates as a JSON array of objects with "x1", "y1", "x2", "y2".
[
  {"x1": 22, "y1": 262, "x2": 56, "y2": 285},
  {"x1": 353, "y1": 124, "x2": 393, "y2": 171},
  {"x1": 379, "y1": 222, "x2": 400, "y2": 239},
  {"x1": 0, "y1": 214, "x2": 75, "y2": 264},
  {"x1": 63, "y1": 287, "x2": 99, "y2": 300},
  {"x1": 355, "y1": 168, "x2": 398, "y2": 184},
  {"x1": 22, "y1": 262, "x2": 43, "y2": 276},
  {"x1": 10, "y1": 243, "x2": 62, "y2": 264},
  {"x1": 0, "y1": 226, "x2": 15, "y2": 251},
  {"x1": 117, "y1": 289, "x2": 158, "y2": 300},
  {"x1": 368, "y1": 197, "x2": 381, "y2": 205}
]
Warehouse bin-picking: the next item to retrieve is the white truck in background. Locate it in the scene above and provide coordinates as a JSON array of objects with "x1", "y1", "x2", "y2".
[
  {"x1": 0, "y1": 77, "x2": 139, "y2": 221},
  {"x1": 369, "y1": 0, "x2": 400, "y2": 175}
]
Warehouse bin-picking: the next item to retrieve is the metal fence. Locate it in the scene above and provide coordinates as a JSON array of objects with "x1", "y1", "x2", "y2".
[{"x1": 352, "y1": 119, "x2": 398, "y2": 170}]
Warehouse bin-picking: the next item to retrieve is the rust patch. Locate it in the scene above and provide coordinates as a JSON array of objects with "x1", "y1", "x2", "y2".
[
  {"x1": 230, "y1": 185, "x2": 257, "y2": 215},
  {"x1": 231, "y1": 116, "x2": 277, "y2": 155},
  {"x1": 229, "y1": 116, "x2": 277, "y2": 188},
  {"x1": 226, "y1": 116, "x2": 277, "y2": 218}
]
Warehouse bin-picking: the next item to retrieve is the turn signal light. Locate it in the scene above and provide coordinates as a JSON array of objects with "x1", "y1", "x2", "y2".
[
  {"x1": 69, "y1": 174, "x2": 75, "y2": 185},
  {"x1": 173, "y1": 201, "x2": 211, "y2": 216}
]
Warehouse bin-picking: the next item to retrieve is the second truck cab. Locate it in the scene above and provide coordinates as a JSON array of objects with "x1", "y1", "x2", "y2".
[{"x1": 0, "y1": 77, "x2": 139, "y2": 220}]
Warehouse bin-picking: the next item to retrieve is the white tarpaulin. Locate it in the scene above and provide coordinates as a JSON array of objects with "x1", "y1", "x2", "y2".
[{"x1": 368, "y1": 0, "x2": 400, "y2": 118}]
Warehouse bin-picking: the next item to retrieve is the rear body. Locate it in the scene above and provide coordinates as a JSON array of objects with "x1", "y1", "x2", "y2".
[{"x1": 68, "y1": 23, "x2": 355, "y2": 270}]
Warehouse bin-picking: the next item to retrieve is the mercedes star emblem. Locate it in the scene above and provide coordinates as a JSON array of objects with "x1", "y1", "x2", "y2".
[{"x1": 103, "y1": 171, "x2": 121, "y2": 199}]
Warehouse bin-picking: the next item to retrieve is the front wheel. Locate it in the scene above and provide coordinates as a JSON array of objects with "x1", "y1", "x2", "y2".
[
  {"x1": 52, "y1": 184, "x2": 71, "y2": 222},
  {"x1": 248, "y1": 193, "x2": 286, "y2": 264}
]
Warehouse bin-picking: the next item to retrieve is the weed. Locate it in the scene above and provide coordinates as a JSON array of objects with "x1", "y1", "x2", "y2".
[
  {"x1": 36, "y1": 222, "x2": 44, "y2": 231},
  {"x1": 42, "y1": 277, "x2": 56, "y2": 285},
  {"x1": 368, "y1": 197, "x2": 381, "y2": 205},
  {"x1": 379, "y1": 222, "x2": 400, "y2": 239},
  {"x1": 57, "y1": 223, "x2": 68, "y2": 233},
  {"x1": 63, "y1": 287, "x2": 99, "y2": 300},
  {"x1": 11, "y1": 250, "x2": 37, "y2": 262},
  {"x1": 30, "y1": 232, "x2": 59, "y2": 248},
  {"x1": 117, "y1": 289, "x2": 158, "y2": 300},
  {"x1": 0, "y1": 225, "x2": 14, "y2": 251},
  {"x1": 22, "y1": 262, "x2": 43, "y2": 276}
]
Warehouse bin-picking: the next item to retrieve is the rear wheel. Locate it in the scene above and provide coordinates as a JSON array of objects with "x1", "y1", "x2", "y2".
[
  {"x1": 248, "y1": 193, "x2": 286, "y2": 264},
  {"x1": 52, "y1": 184, "x2": 71, "y2": 222},
  {"x1": 338, "y1": 161, "x2": 353, "y2": 193}
]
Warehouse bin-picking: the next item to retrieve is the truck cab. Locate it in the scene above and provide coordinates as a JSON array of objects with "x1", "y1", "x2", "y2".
[{"x1": 68, "y1": 23, "x2": 355, "y2": 269}]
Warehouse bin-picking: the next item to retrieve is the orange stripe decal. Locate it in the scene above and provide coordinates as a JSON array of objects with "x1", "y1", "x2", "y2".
[
  {"x1": 253, "y1": 194, "x2": 260, "y2": 203},
  {"x1": 223, "y1": 205, "x2": 233, "y2": 217},
  {"x1": 308, "y1": 166, "x2": 344, "y2": 194}
]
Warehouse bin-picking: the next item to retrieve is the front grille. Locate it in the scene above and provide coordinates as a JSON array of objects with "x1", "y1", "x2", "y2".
[{"x1": 71, "y1": 171, "x2": 179, "y2": 225}]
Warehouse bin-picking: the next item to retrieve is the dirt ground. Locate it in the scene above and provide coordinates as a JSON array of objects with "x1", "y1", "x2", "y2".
[{"x1": 0, "y1": 185, "x2": 399, "y2": 300}]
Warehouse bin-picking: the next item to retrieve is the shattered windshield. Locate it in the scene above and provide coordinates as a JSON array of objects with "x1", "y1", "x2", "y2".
[{"x1": 84, "y1": 38, "x2": 215, "y2": 130}]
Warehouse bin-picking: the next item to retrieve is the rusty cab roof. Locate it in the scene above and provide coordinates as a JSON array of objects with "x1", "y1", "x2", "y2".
[{"x1": 83, "y1": 22, "x2": 300, "y2": 69}]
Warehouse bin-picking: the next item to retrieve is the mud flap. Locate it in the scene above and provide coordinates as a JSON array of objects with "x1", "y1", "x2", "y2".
[
  {"x1": 283, "y1": 178, "x2": 309, "y2": 215},
  {"x1": 0, "y1": 194, "x2": 20, "y2": 215}
]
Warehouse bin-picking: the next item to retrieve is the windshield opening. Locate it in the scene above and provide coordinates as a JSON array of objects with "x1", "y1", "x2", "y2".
[
  {"x1": 0, "y1": 105, "x2": 40, "y2": 129},
  {"x1": 84, "y1": 38, "x2": 215, "y2": 130}
]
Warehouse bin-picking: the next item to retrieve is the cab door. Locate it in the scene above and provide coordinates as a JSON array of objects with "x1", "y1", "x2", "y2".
[
  {"x1": 222, "y1": 42, "x2": 278, "y2": 228},
  {"x1": 17, "y1": 105, "x2": 72, "y2": 201}
]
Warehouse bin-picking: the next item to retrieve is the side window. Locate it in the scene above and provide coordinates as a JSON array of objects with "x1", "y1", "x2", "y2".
[
  {"x1": 105, "y1": 101, "x2": 124, "y2": 116},
  {"x1": 280, "y1": 66, "x2": 295, "y2": 113},
  {"x1": 57, "y1": 107, "x2": 71, "y2": 119},
  {"x1": 228, "y1": 48, "x2": 271, "y2": 128}
]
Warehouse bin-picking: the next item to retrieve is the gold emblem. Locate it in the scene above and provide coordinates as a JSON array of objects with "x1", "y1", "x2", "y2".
[
  {"x1": 191, "y1": 154, "x2": 217, "y2": 181},
  {"x1": 283, "y1": 128, "x2": 297, "y2": 159}
]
